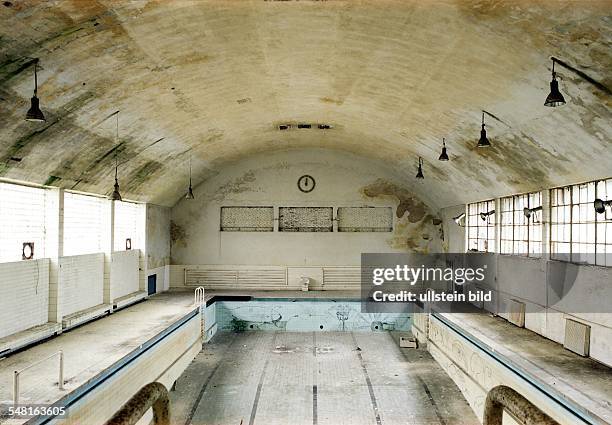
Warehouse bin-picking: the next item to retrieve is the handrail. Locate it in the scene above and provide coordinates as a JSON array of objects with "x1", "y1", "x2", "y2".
[
  {"x1": 104, "y1": 382, "x2": 169, "y2": 425},
  {"x1": 484, "y1": 385, "x2": 559, "y2": 425},
  {"x1": 194, "y1": 287, "x2": 206, "y2": 341},
  {"x1": 14, "y1": 350, "x2": 64, "y2": 406},
  {"x1": 194, "y1": 286, "x2": 205, "y2": 306}
]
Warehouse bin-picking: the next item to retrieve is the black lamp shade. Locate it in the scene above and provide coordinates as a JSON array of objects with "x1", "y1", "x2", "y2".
[
  {"x1": 25, "y1": 96, "x2": 45, "y2": 122},
  {"x1": 594, "y1": 199, "x2": 611, "y2": 214},
  {"x1": 545, "y1": 78, "x2": 566, "y2": 107},
  {"x1": 438, "y1": 146, "x2": 449, "y2": 161},
  {"x1": 416, "y1": 162, "x2": 424, "y2": 179},
  {"x1": 110, "y1": 179, "x2": 122, "y2": 201},
  {"x1": 185, "y1": 185, "x2": 195, "y2": 199},
  {"x1": 477, "y1": 126, "x2": 490, "y2": 148}
]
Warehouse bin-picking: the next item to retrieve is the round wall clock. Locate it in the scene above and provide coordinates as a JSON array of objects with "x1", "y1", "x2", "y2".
[{"x1": 297, "y1": 175, "x2": 316, "y2": 193}]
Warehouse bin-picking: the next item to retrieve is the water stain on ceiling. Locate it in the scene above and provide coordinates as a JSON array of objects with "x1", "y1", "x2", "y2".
[{"x1": 0, "y1": 0, "x2": 610, "y2": 208}]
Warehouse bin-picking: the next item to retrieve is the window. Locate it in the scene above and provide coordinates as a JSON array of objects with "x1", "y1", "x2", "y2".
[
  {"x1": 220, "y1": 207, "x2": 274, "y2": 231},
  {"x1": 551, "y1": 179, "x2": 612, "y2": 266},
  {"x1": 500, "y1": 192, "x2": 542, "y2": 257},
  {"x1": 467, "y1": 200, "x2": 495, "y2": 252},
  {"x1": 0, "y1": 183, "x2": 47, "y2": 262},
  {"x1": 337, "y1": 207, "x2": 393, "y2": 232},
  {"x1": 279, "y1": 207, "x2": 333, "y2": 232},
  {"x1": 114, "y1": 201, "x2": 144, "y2": 251},
  {"x1": 63, "y1": 192, "x2": 106, "y2": 256}
]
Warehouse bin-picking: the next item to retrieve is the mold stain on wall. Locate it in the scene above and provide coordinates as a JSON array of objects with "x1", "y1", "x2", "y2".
[
  {"x1": 170, "y1": 220, "x2": 187, "y2": 250},
  {"x1": 211, "y1": 170, "x2": 257, "y2": 202},
  {"x1": 361, "y1": 179, "x2": 443, "y2": 254}
]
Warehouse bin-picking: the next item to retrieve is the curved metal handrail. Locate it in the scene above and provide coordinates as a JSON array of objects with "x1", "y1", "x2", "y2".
[
  {"x1": 484, "y1": 385, "x2": 559, "y2": 425},
  {"x1": 105, "y1": 382, "x2": 170, "y2": 425}
]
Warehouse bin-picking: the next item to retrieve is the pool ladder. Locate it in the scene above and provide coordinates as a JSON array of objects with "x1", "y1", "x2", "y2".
[{"x1": 194, "y1": 286, "x2": 206, "y2": 341}]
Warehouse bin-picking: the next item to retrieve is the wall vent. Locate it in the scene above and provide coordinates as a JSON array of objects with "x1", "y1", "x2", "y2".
[
  {"x1": 322, "y1": 267, "x2": 362, "y2": 288},
  {"x1": 507, "y1": 299, "x2": 525, "y2": 327},
  {"x1": 185, "y1": 267, "x2": 286, "y2": 288},
  {"x1": 564, "y1": 318, "x2": 590, "y2": 357},
  {"x1": 277, "y1": 123, "x2": 333, "y2": 131}
]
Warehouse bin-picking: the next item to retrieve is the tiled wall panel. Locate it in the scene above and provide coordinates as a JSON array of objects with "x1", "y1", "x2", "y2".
[
  {"x1": 59, "y1": 253, "x2": 104, "y2": 317},
  {"x1": 0, "y1": 259, "x2": 49, "y2": 338}
]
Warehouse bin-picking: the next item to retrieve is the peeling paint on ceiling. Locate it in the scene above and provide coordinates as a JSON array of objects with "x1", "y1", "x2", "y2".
[{"x1": 0, "y1": 0, "x2": 610, "y2": 208}]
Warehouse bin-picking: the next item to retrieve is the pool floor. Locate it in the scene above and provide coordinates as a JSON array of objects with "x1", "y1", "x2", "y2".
[{"x1": 170, "y1": 331, "x2": 479, "y2": 425}]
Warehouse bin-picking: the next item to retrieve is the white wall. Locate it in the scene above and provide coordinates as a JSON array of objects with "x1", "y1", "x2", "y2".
[
  {"x1": 170, "y1": 149, "x2": 443, "y2": 267},
  {"x1": 59, "y1": 253, "x2": 105, "y2": 317},
  {"x1": 440, "y1": 204, "x2": 465, "y2": 253},
  {"x1": 146, "y1": 204, "x2": 171, "y2": 292},
  {"x1": 443, "y1": 203, "x2": 612, "y2": 366},
  {"x1": 0, "y1": 259, "x2": 49, "y2": 339},
  {"x1": 111, "y1": 250, "x2": 141, "y2": 300}
]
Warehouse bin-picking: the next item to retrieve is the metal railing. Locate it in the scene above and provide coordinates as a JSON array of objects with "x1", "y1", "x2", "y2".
[
  {"x1": 484, "y1": 385, "x2": 559, "y2": 425},
  {"x1": 194, "y1": 286, "x2": 205, "y2": 306},
  {"x1": 194, "y1": 286, "x2": 206, "y2": 341},
  {"x1": 105, "y1": 382, "x2": 169, "y2": 425},
  {"x1": 14, "y1": 350, "x2": 64, "y2": 406}
]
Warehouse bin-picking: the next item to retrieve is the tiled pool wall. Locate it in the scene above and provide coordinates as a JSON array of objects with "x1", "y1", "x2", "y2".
[{"x1": 204, "y1": 299, "x2": 410, "y2": 337}]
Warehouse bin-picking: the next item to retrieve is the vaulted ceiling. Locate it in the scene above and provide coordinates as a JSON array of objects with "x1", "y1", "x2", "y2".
[{"x1": 0, "y1": 0, "x2": 610, "y2": 208}]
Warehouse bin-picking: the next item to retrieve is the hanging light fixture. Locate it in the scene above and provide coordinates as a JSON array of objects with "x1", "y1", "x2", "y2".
[
  {"x1": 594, "y1": 198, "x2": 612, "y2": 214},
  {"x1": 523, "y1": 205, "x2": 543, "y2": 219},
  {"x1": 452, "y1": 212, "x2": 466, "y2": 227},
  {"x1": 110, "y1": 153, "x2": 122, "y2": 201},
  {"x1": 415, "y1": 157, "x2": 424, "y2": 179},
  {"x1": 544, "y1": 58, "x2": 566, "y2": 107},
  {"x1": 25, "y1": 59, "x2": 45, "y2": 122},
  {"x1": 480, "y1": 210, "x2": 495, "y2": 221},
  {"x1": 185, "y1": 156, "x2": 195, "y2": 200},
  {"x1": 438, "y1": 138, "x2": 449, "y2": 161},
  {"x1": 477, "y1": 112, "x2": 491, "y2": 148},
  {"x1": 110, "y1": 112, "x2": 122, "y2": 201}
]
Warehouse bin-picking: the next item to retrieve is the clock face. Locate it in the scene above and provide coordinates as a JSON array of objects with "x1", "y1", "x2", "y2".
[{"x1": 297, "y1": 175, "x2": 316, "y2": 193}]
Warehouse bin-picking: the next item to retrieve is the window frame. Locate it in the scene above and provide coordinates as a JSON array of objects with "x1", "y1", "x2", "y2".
[
  {"x1": 550, "y1": 178, "x2": 612, "y2": 266},
  {"x1": 466, "y1": 199, "x2": 496, "y2": 253},
  {"x1": 499, "y1": 191, "x2": 542, "y2": 257}
]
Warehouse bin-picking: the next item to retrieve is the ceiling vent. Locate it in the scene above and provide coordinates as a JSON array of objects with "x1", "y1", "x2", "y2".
[{"x1": 278, "y1": 123, "x2": 333, "y2": 131}]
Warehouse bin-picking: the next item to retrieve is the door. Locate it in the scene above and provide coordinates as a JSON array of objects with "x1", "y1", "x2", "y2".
[{"x1": 147, "y1": 274, "x2": 157, "y2": 295}]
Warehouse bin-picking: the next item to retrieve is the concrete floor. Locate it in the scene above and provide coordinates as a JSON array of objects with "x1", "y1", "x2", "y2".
[
  {"x1": 171, "y1": 331, "x2": 479, "y2": 425},
  {"x1": 438, "y1": 308, "x2": 612, "y2": 424},
  {"x1": 0, "y1": 292, "x2": 195, "y2": 421}
]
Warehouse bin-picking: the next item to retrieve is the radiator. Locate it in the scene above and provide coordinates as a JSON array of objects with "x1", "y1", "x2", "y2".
[
  {"x1": 185, "y1": 267, "x2": 286, "y2": 289},
  {"x1": 322, "y1": 267, "x2": 362, "y2": 288},
  {"x1": 507, "y1": 299, "x2": 525, "y2": 328},
  {"x1": 563, "y1": 318, "x2": 590, "y2": 357}
]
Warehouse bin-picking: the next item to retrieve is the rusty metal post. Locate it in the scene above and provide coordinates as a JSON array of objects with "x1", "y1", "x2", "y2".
[
  {"x1": 483, "y1": 385, "x2": 559, "y2": 425},
  {"x1": 105, "y1": 382, "x2": 170, "y2": 425}
]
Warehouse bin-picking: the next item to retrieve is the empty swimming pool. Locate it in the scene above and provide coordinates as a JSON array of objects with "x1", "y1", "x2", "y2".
[
  {"x1": 208, "y1": 298, "x2": 411, "y2": 335},
  {"x1": 169, "y1": 297, "x2": 477, "y2": 425}
]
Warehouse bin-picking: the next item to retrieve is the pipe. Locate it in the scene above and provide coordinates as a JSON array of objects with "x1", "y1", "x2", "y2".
[
  {"x1": 484, "y1": 385, "x2": 559, "y2": 425},
  {"x1": 105, "y1": 382, "x2": 170, "y2": 425}
]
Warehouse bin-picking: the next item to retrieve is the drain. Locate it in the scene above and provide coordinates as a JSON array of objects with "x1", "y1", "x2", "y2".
[{"x1": 371, "y1": 321, "x2": 383, "y2": 331}]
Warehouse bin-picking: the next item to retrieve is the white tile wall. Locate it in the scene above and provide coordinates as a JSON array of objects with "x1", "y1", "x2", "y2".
[
  {"x1": 0, "y1": 259, "x2": 49, "y2": 339},
  {"x1": 59, "y1": 253, "x2": 104, "y2": 317},
  {"x1": 111, "y1": 250, "x2": 140, "y2": 300}
]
